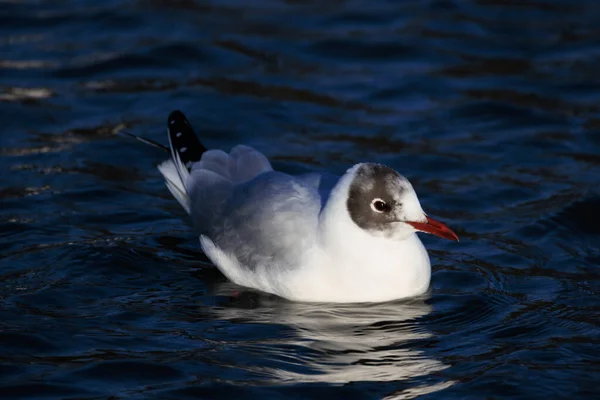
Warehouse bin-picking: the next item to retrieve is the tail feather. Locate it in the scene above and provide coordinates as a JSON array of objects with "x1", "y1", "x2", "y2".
[{"x1": 122, "y1": 110, "x2": 208, "y2": 214}]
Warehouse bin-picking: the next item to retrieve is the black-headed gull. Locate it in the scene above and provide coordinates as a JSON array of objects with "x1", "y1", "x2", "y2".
[{"x1": 130, "y1": 110, "x2": 458, "y2": 303}]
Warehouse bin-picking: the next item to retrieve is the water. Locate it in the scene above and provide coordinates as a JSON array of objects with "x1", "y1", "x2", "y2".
[{"x1": 1, "y1": 0, "x2": 599, "y2": 398}]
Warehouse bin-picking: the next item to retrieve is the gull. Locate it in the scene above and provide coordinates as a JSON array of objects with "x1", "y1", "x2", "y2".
[{"x1": 128, "y1": 110, "x2": 458, "y2": 303}]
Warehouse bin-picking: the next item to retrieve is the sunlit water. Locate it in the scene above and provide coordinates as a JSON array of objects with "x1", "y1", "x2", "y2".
[{"x1": 1, "y1": 0, "x2": 599, "y2": 398}]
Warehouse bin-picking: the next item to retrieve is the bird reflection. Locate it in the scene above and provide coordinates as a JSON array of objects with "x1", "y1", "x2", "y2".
[{"x1": 206, "y1": 283, "x2": 454, "y2": 397}]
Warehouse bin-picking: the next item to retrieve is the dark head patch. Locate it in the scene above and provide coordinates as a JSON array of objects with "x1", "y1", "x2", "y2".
[{"x1": 346, "y1": 163, "x2": 406, "y2": 233}]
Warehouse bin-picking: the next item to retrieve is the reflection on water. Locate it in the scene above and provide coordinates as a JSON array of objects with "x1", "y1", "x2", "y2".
[
  {"x1": 211, "y1": 285, "x2": 450, "y2": 389},
  {"x1": 1, "y1": 0, "x2": 600, "y2": 398}
]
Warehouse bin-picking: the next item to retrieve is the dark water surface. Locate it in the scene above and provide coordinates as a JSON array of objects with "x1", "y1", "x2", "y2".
[{"x1": 1, "y1": 0, "x2": 599, "y2": 398}]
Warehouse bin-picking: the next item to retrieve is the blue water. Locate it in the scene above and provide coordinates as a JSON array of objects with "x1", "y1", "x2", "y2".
[{"x1": 1, "y1": 0, "x2": 599, "y2": 398}]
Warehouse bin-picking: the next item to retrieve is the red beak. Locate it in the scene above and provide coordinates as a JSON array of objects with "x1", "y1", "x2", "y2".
[{"x1": 406, "y1": 216, "x2": 459, "y2": 242}]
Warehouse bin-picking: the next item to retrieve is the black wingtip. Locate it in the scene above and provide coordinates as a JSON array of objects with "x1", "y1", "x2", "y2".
[
  {"x1": 167, "y1": 110, "x2": 207, "y2": 170},
  {"x1": 168, "y1": 110, "x2": 186, "y2": 124}
]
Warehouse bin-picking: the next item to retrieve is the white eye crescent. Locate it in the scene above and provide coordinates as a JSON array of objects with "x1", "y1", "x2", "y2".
[{"x1": 370, "y1": 198, "x2": 389, "y2": 213}]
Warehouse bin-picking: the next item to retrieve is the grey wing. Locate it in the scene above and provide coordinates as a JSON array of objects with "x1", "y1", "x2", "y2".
[
  {"x1": 186, "y1": 145, "x2": 273, "y2": 232},
  {"x1": 207, "y1": 171, "x2": 324, "y2": 271}
]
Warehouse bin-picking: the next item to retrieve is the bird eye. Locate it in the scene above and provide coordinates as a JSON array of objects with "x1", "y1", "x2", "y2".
[{"x1": 370, "y1": 198, "x2": 390, "y2": 213}]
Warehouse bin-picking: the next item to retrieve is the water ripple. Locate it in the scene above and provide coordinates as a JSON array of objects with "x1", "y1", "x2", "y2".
[{"x1": 1, "y1": 0, "x2": 599, "y2": 398}]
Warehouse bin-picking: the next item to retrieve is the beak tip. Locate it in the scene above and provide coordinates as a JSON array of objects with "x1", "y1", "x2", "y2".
[{"x1": 445, "y1": 233, "x2": 460, "y2": 242}]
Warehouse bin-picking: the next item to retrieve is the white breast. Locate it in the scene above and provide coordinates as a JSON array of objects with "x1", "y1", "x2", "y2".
[{"x1": 283, "y1": 221, "x2": 431, "y2": 303}]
